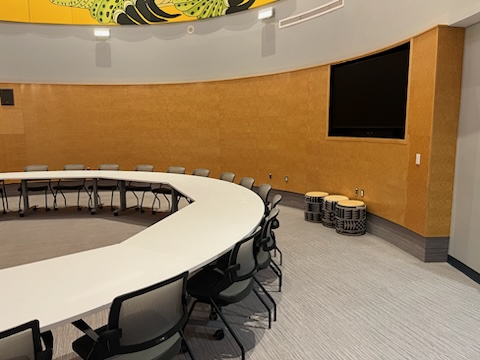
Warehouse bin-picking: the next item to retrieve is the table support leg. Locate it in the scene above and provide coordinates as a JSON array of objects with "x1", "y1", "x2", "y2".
[
  {"x1": 114, "y1": 180, "x2": 126, "y2": 216},
  {"x1": 171, "y1": 188, "x2": 179, "y2": 213},
  {"x1": 19, "y1": 180, "x2": 29, "y2": 217},
  {"x1": 90, "y1": 179, "x2": 98, "y2": 215}
]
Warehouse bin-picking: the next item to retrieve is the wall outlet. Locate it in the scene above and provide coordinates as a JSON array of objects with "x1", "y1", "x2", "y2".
[
  {"x1": 285, "y1": 176, "x2": 289, "y2": 182},
  {"x1": 269, "y1": 173, "x2": 272, "y2": 179},
  {"x1": 360, "y1": 189, "x2": 364, "y2": 197},
  {"x1": 355, "y1": 188, "x2": 359, "y2": 197}
]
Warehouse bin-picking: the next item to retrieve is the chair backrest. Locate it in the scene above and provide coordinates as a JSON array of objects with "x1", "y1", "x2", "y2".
[
  {"x1": 63, "y1": 164, "x2": 85, "y2": 170},
  {"x1": 24, "y1": 165, "x2": 48, "y2": 172},
  {"x1": 269, "y1": 194, "x2": 283, "y2": 210},
  {"x1": 219, "y1": 172, "x2": 235, "y2": 182},
  {"x1": 260, "y1": 207, "x2": 280, "y2": 251},
  {"x1": 107, "y1": 272, "x2": 189, "y2": 354},
  {"x1": 227, "y1": 226, "x2": 262, "y2": 282},
  {"x1": 0, "y1": 320, "x2": 51, "y2": 360},
  {"x1": 98, "y1": 164, "x2": 119, "y2": 171},
  {"x1": 258, "y1": 184, "x2": 272, "y2": 208},
  {"x1": 192, "y1": 168, "x2": 210, "y2": 177},
  {"x1": 239, "y1": 177, "x2": 255, "y2": 190},
  {"x1": 135, "y1": 164, "x2": 154, "y2": 172},
  {"x1": 167, "y1": 166, "x2": 185, "y2": 174}
]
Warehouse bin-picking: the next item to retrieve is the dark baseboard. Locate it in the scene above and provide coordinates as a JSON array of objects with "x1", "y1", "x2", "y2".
[
  {"x1": 267, "y1": 189, "x2": 448, "y2": 263},
  {"x1": 448, "y1": 256, "x2": 480, "y2": 285}
]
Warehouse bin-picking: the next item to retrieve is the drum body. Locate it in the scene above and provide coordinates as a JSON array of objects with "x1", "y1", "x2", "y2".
[
  {"x1": 335, "y1": 200, "x2": 367, "y2": 235},
  {"x1": 322, "y1": 195, "x2": 349, "y2": 228},
  {"x1": 304, "y1": 191, "x2": 329, "y2": 223}
]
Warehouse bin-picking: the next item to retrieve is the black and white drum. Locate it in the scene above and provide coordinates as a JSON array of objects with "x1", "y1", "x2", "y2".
[
  {"x1": 322, "y1": 195, "x2": 349, "y2": 228},
  {"x1": 335, "y1": 200, "x2": 367, "y2": 235},
  {"x1": 304, "y1": 191, "x2": 329, "y2": 223}
]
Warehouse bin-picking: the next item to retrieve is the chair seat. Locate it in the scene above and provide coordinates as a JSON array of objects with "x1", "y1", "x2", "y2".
[
  {"x1": 152, "y1": 187, "x2": 172, "y2": 195},
  {"x1": 257, "y1": 250, "x2": 271, "y2": 270},
  {"x1": 54, "y1": 184, "x2": 84, "y2": 191},
  {"x1": 73, "y1": 325, "x2": 182, "y2": 360},
  {"x1": 18, "y1": 185, "x2": 49, "y2": 192},
  {"x1": 187, "y1": 266, "x2": 254, "y2": 304},
  {"x1": 126, "y1": 185, "x2": 151, "y2": 192}
]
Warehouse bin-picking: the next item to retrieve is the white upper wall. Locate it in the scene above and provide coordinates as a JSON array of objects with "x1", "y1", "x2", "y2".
[
  {"x1": 0, "y1": 0, "x2": 479, "y2": 84},
  {"x1": 449, "y1": 21, "x2": 480, "y2": 272}
]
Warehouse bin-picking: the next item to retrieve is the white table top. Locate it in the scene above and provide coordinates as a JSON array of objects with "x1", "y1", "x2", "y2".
[{"x1": 0, "y1": 171, "x2": 265, "y2": 332}]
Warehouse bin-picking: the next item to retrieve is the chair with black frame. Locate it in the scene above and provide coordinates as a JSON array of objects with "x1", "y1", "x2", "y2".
[
  {"x1": 0, "y1": 319, "x2": 54, "y2": 360},
  {"x1": 257, "y1": 184, "x2": 272, "y2": 214},
  {"x1": 239, "y1": 177, "x2": 255, "y2": 190},
  {"x1": 151, "y1": 166, "x2": 186, "y2": 214},
  {"x1": 192, "y1": 168, "x2": 210, "y2": 177},
  {"x1": 186, "y1": 226, "x2": 273, "y2": 360},
  {"x1": 219, "y1": 172, "x2": 235, "y2": 182},
  {"x1": 125, "y1": 164, "x2": 154, "y2": 213},
  {"x1": 72, "y1": 271, "x2": 196, "y2": 360},
  {"x1": 87, "y1": 164, "x2": 120, "y2": 212},
  {"x1": 0, "y1": 180, "x2": 8, "y2": 214},
  {"x1": 18, "y1": 165, "x2": 53, "y2": 216},
  {"x1": 256, "y1": 207, "x2": 283, "y2": 292},
  {"x1": 269, "y1": 194, "x2": 283, "y2": 265},
  {"x1": 53, "y1": 164, "x2": 90, "y2": 211}
]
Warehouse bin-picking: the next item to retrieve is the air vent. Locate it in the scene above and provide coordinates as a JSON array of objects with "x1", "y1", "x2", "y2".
[{"x1": 279, "y1": 0, "x2": 344, "y2": 29}]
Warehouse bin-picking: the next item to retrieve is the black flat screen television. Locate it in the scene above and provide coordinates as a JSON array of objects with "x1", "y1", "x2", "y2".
[{"x1": 328, "y1": 43, "x2": 410, "y2": 139}]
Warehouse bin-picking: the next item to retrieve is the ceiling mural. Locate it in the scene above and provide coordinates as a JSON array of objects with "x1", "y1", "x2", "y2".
[{"x1": 0, "y1": 0, "x2": 277, "y2": 25}]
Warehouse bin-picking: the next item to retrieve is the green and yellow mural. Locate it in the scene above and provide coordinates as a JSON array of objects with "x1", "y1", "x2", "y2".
[{"x1": 0, "y1": 0, "x2": 277, "y2": 25}]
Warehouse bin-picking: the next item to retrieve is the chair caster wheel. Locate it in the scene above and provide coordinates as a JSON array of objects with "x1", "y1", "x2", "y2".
[
  {"x1": 140, "y1": 209, "x2": 145, "y2": 213},
  {"x1": 77, "y1": 207, "x2": 82, "y2": 211},
  {"x1": 213, "y1": 329, "x2": 224, "y2": 340},
  {"x1": 152, "y1": 211, "x2": 156, "y2": 215},
  {"x1": 114, "y1": 212, "x2": 119, "y2": 217},
  {"x1": 110, "y1": 208, "x2": 115, "y2": 212},
  {"x1": 33, "y1": 207, "x2": 38, "y2": 211},
  {"x1": 135, "y1": 207, "x2": 140, "y2": 211},
  {"x1": 2, "y1": 210, "x2": 6, "y2": 214},
  {"x1": 46, "y1": 208, "x2": 50, "y2": 212},
  {"x1": 99, "y1": 205, "x2": 103, "y2": 209},
  {"x1": 54, "y1": 208, "x2": 58, "y2": 211},
  {"x1": 209, "y1": 313, "x2": 218, "y2": 321},
  {"x1": 19, "y1": 212, "x2": 25, "y2": 217}
]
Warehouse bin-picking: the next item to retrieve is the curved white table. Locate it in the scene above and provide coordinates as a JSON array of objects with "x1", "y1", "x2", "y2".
[{"x1": 0, "y1": 171, "x2": 265, "y2": 332}]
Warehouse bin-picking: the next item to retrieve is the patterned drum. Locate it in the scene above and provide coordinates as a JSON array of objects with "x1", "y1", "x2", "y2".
[
  {"x1": 304, "y1": 191, "x2": 329, "y2": 223},
  {"x1": 322, "y1": 195, "x2": 349, "y2": 228},
  {"x1": 335, "y1": 200, "x2": 367, "y2": 236}
]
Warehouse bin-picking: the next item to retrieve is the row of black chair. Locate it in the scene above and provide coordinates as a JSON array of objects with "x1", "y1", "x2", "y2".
[{"x1": 0, "y1": 194, "x2": 284, "y2": 360}]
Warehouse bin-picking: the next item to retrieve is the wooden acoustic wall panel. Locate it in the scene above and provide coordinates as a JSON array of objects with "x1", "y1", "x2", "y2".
[
  {"x1": 403, "y1": 28, "x2": 438, "y2": 235},
  {"x1": 425, "y1": 26, "x2": 464, "y2": 237}
]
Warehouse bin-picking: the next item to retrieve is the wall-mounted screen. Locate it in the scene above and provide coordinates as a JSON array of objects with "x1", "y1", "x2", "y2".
[{"x1": 328, "y1": 43, "x2": 410, "y2": 139}]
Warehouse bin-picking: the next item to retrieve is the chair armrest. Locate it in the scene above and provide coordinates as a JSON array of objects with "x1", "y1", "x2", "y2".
[
  {"x1": 38, "y1": 330, "x2": 53, "y2": 360},
  {"x1": 72, "y1": 319, "x2": 100, "y2": 343}
]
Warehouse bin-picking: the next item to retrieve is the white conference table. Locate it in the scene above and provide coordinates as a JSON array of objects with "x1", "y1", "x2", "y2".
[{"x1": 0, "y1": 170, "x2": 265, "y2": 332}]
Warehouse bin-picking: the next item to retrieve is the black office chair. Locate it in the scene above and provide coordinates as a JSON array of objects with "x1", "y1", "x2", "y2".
[
  {"x1": 0, "y1": 319, "x2": 53, "y2": 360},
  {"x1": 0, "y1": 180, "x2": 8, "y2": 214},
  {"x1": 53, "y1": 164, "x2": 90, "y2": 211},
  {"x1": 219, "y1": 172, "x2": 235, "y2": 182},
  {"x1": 239, "y1": 177, "x2": 255, "y2": 190},
  {"x1": 126, "y1": 164, "x2": 154, "y2": 213},
  {"x1": 72, "y1": 271, "x2": 196, "y2": 360},
  {"x1": 192, "y1": 168, "x2": 210, "y2": 177},
  {"x1": 186, "y1": 226, "x2": 266, "y2": 360},
  {"x1": 257, "y1": 207, "x2": 282, "y2": 292},
  {"x1": 151, "y1": 166, "x2": 186, "y2": 214},
  {"x1": 257, "y1": 184, "x2": 272, "y2": 214},
  {"x1": 88, "y1": 164, "x2": 120, "y2": 211},
  {"x1": 268, "y1": 194, "x2": 283, "y2": 265},
  {"x1": 18, "y1": 165, "x2": 52, "y2": 214}
]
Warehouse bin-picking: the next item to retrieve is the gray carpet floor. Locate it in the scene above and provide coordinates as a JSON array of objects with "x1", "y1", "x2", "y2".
[{"x1": 1, "y1": 191, "x2": 480, "y2": 359}]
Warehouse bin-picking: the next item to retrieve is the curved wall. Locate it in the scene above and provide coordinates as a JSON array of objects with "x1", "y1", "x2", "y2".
[{"x1": 0, "y1": 0, "x2": 478, "y2": 84}]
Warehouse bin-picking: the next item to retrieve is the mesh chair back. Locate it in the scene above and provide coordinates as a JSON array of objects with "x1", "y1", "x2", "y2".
[
  {"x1": 258, "y1": 184, "x2": 272, "y2": 207},
  {"x1": 192, "y1": 168, "x2": 210, "y2": 177},
  {"x1": 228, "y1": 226, "x2": 261, "y2": 282},
  {"x1": 269, "y1": 194, "x2": 282, "y2": 210},
  {"x1": 24, "y1": 165, "x2": 48, "y2": 172},
  {"x1": 108, "y1": 272, "x2": 188, "y2": 353},
  {"x1": 167, "y1": 166, "x2": 186, "y2": 174},
  {"x1": 239, "y1": 177, "x2": 255, "y2": 190},
  {"x1": 63, "y1": 164, "x2": 85, "y2": 170},
  {"x1": 135, "y1": 164, "x2": 154, "y2": 172},
  {"x1": 0, "y1": 320, "x2": 42, "y2": 360},
  {"x1": 219, "y1": 172, "x2": 235, "y2": 182},
  {"x1": 261, "y1": 208, "x2": 280, "y2": 250},
  {"x1": 98, "y1": 164, "x2": 119, "y2": 171}
]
